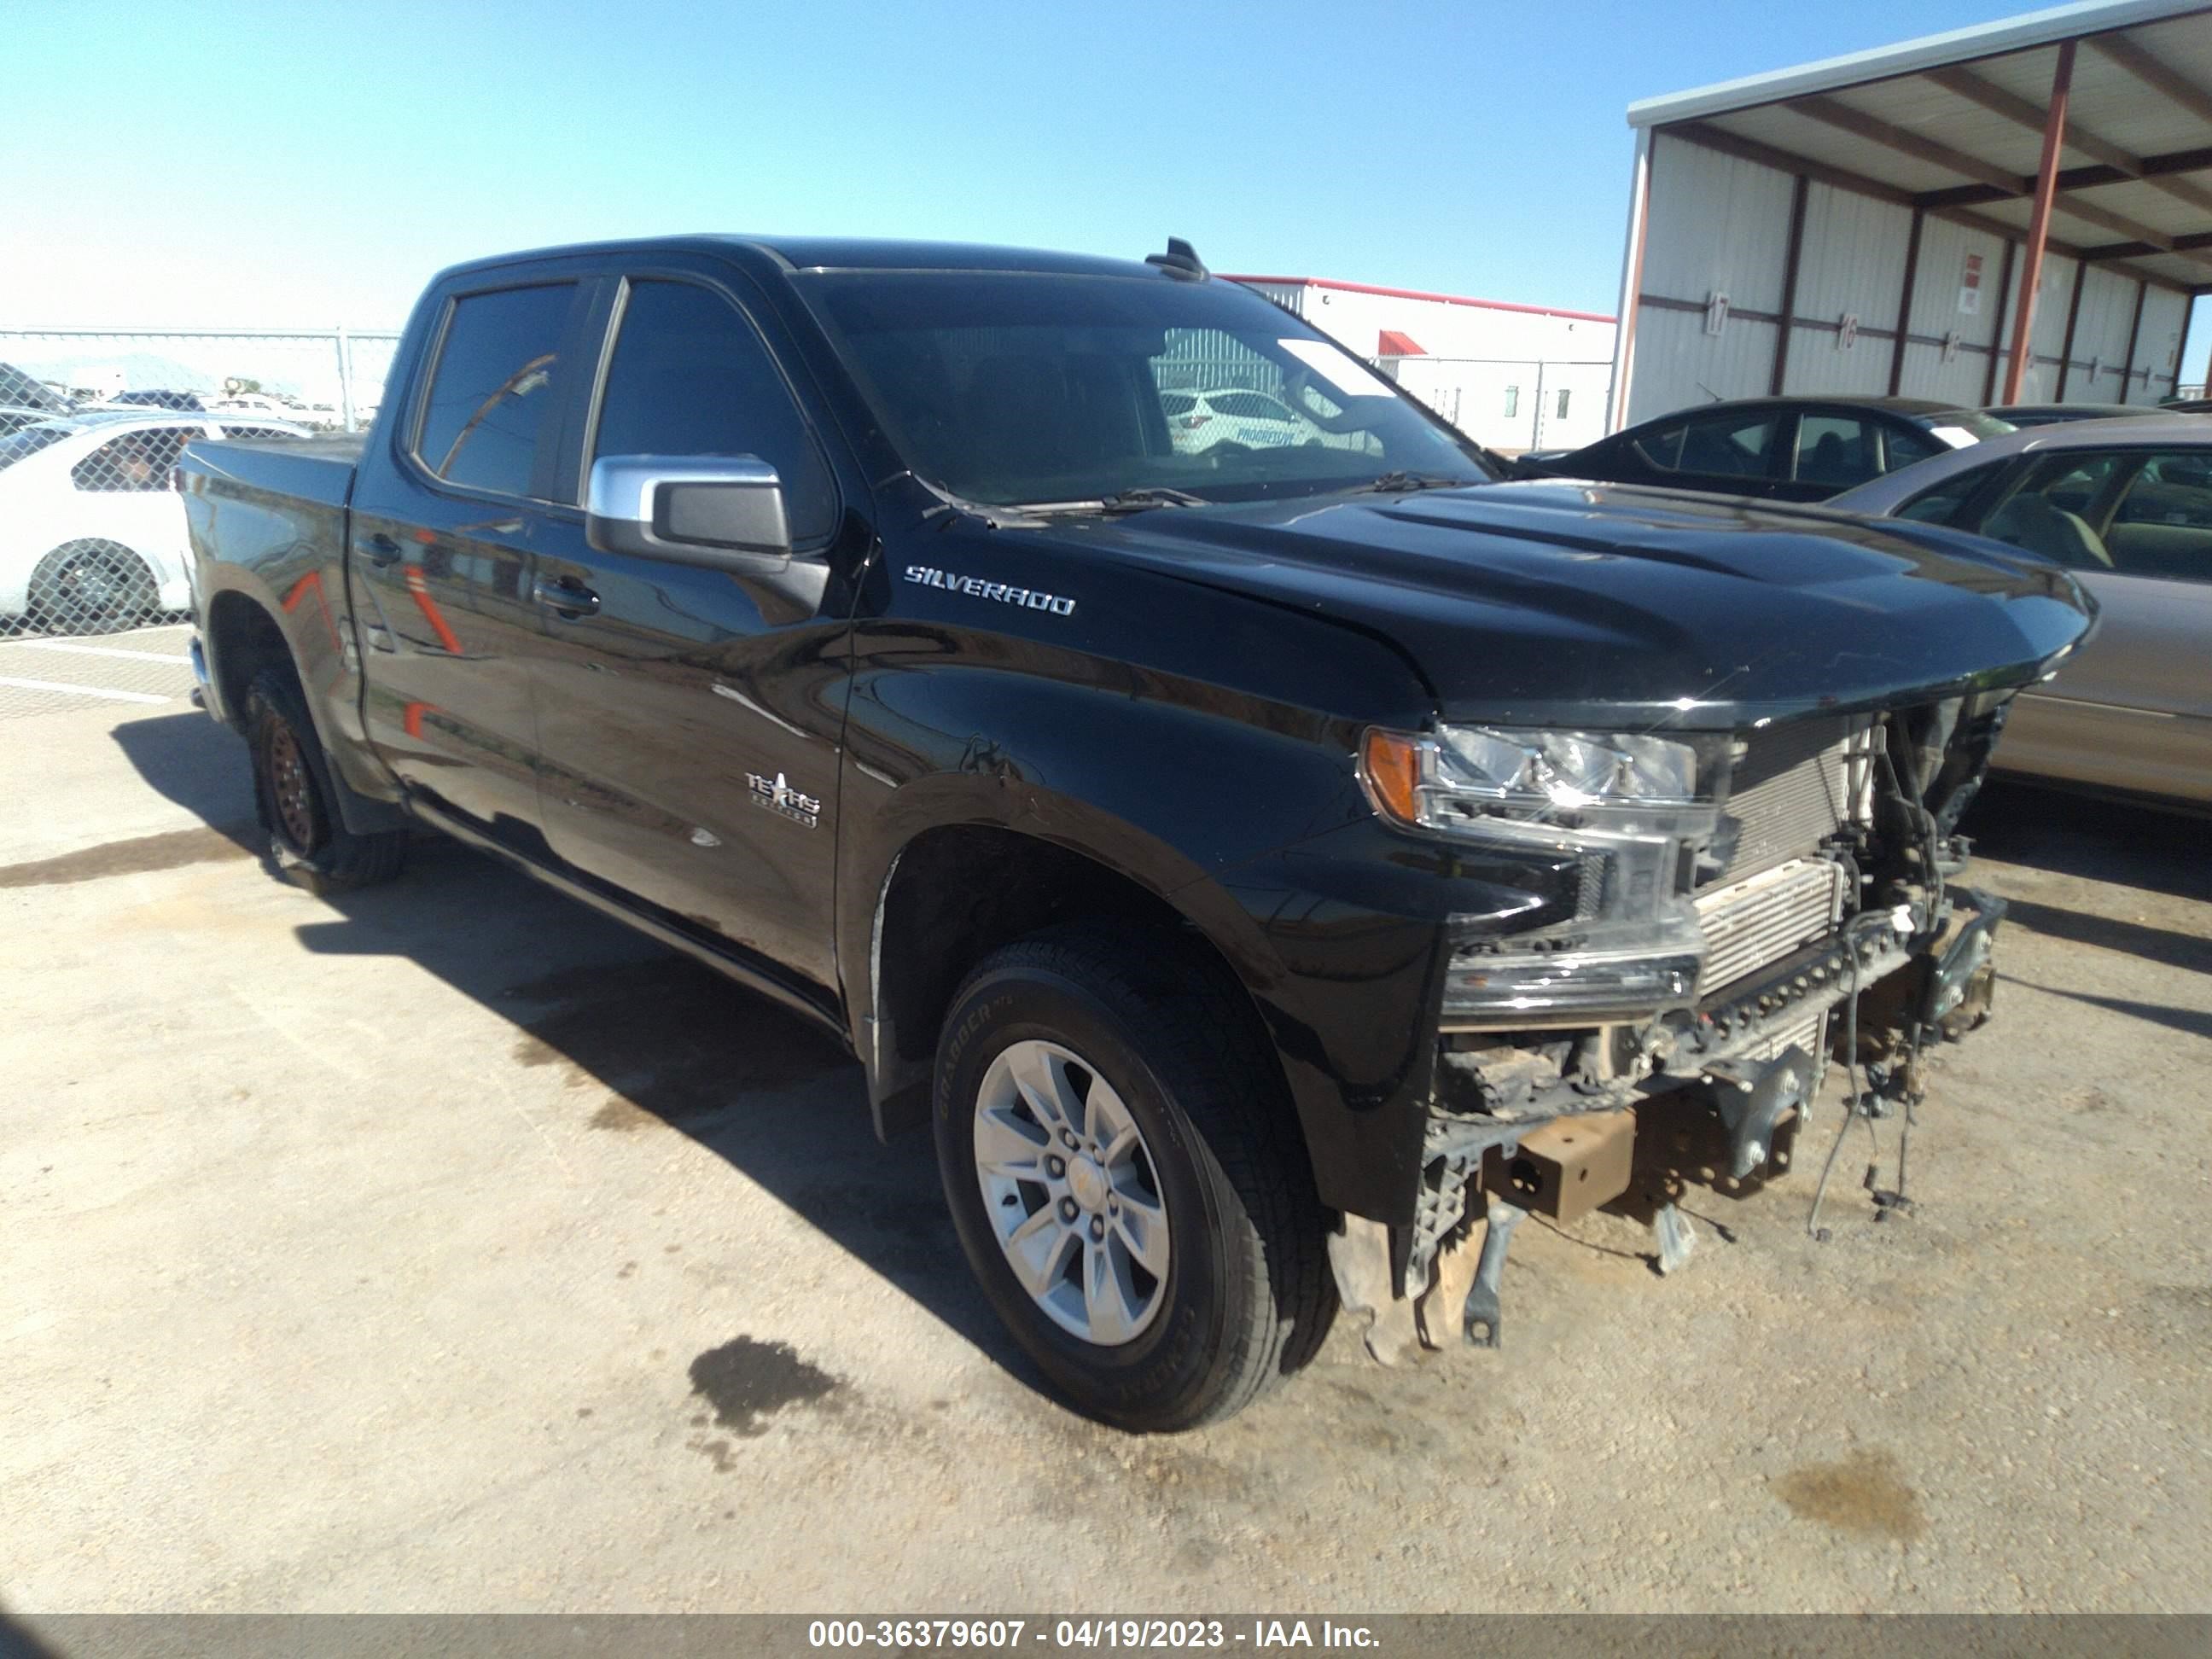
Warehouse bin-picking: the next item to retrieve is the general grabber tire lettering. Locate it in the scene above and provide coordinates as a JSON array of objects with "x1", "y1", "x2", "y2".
[
  {"x1": 243, "y1": 667, "x2": 407, "y2": 895},
  {"x1": 933, "y1": 923, "x2": 1334, "y2": 1430}
]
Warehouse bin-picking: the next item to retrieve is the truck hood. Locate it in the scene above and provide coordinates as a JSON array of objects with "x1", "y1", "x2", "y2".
[{"x1": 1044, "y1": 479, "x2": 2096, "y2": 728}]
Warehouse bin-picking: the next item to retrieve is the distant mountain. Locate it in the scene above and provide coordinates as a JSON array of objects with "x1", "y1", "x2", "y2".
[{"x1": 0, "y1": 342, "x2": 386, "y2": 406}]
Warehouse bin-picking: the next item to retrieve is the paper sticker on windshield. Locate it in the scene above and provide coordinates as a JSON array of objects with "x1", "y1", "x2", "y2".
[
  {"x1": 1927, "y1": 425, "x2": 1977, "y2": 449},
  {"x1": 1278, "y1": 338, "x2": 1396, "y2": 399}
]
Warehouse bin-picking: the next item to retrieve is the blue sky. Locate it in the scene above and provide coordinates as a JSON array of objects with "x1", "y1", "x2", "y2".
[{"x1": 9, "y1": 0, "x2": 2207, "y2": 384}]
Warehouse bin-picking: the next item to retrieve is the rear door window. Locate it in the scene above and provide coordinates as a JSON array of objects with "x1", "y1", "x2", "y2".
[
  {"x1": 1895, "y1": 463, "x2": 2004, "y2": 524},
  {"x1": 2103, "y1": 452, "x2": 2212, "y2": 582},
  {"x1": 1882, "y1": 423, "x2": 1947, "y2": 471},
  {"x1": 415, "y1": 282, "x2": 578, "y2": 498},
  {"x1": 590, "y1": 278, "x2": 837, "y2": 545},
  {"x1": 73, "y1": 427, "x2": 193, "y2": 492},
  {"x1": 0, "y1": 426, "x2": 72, "y2": 473},
  {"x1": 2034, "y1": 453, "x2": 2125, "y2": 519},
  {"x1": 1628, "y1": 420, "x2": 1686, "y2": 470},
  {"x1": 1974, "y1": 452, "x2": 2129, "y2": 568},
  {"x1": 1636, "y1": 411, "x2": 1780, "y2": 479},
  {"x1": 1794, "y1": 415, "x2": 1882, "y2": 488}
]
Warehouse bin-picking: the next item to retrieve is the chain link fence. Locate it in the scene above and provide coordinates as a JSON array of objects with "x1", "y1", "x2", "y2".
[
  {"x1": 1, "y1": 327, "x2": 399, "y2": 643},
  {"x1": 0, "y1": 327, "x2": 400, "y2": 433}
]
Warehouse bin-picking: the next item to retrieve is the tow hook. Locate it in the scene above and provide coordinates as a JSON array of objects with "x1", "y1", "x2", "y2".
[
  {"x1": 1460, "y1": 1197, "x2": 1525, "y2": 1348},
  {"x1": 1702, "y1": 1044, "x2": 1815, "y2": 1181}
]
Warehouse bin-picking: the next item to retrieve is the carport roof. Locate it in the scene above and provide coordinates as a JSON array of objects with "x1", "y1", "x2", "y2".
[{"x1": 1627, "y1": 0, "x2": 2212, "y2": 293}]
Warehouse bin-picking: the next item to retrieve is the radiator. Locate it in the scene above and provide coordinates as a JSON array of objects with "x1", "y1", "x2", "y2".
[
  {"x1": 1719, "y1": 720, "x2": 1857, "y2": 882},
  {"x1": 1744, "y1": 1006, "x2": 1829, "y2": 1067},
  {"x1": 1693, "y1": 856, "x2": 1848, "y2": 996}
]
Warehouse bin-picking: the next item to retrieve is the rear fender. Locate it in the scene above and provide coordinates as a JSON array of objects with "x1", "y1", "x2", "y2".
[{"x1": 186, "y1": 480, "x2": 400, "y2": 814}]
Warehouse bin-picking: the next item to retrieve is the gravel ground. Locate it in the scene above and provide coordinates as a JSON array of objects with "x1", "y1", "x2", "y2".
[{"x1": 1, "y1": 705, "x2": 2206, "y2": 1615}]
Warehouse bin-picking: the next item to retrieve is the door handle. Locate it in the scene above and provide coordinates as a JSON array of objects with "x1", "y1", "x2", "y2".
[
  {"x1": 362, "y1": 533, "x2": 404, "y2": 568},
  {"x1": 533, "y1": 573, "x2": 600, "y2": 617}
]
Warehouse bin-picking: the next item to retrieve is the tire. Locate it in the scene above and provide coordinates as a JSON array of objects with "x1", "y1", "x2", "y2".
[
  {"x1": 26, "y1": 540, "x2": 159, "y2": 637},
  {"x1": 934, "y1": 925, "x2": 1333, "y2": 1431},
  {"x1": 244, "y1": 667, "x2": 408, "y2": 894}
]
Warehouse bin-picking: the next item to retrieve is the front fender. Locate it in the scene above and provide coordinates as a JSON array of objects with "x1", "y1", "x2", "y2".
[{"x1": 835, "y1": 663, "x2": 1571, "y2": 1225}]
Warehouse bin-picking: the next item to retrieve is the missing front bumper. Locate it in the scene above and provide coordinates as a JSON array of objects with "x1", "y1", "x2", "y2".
[{"x1": 1333, "y1": 891, "x2": 2006, "y2": 1365}]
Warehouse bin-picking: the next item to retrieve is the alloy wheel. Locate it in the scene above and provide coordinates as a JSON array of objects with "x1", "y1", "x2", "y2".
[{"x1": 971, "y1": 1039, "x2": 1169, "y2": 1346}]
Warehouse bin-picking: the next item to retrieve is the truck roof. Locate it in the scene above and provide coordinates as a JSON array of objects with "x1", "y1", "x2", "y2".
[{"x1": 439, "y1": 235, "x2": 1161, "y2": 284}]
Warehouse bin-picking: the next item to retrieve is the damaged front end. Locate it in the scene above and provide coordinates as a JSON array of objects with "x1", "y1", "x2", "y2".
[{"x1": 1336, "y1": 696, "x2": 2011, "y2": 1365}]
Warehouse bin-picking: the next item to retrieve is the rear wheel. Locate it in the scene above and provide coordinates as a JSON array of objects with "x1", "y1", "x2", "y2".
[
  {"x1": 25, "y1": 540, "x2": 159, "y2": 636},
  {"x1": 244, "y1": 667, "x2": 408, "y2": 894},
  {"x1": 934, "y1": 926, "x2": 1332, "y2": 1431}
]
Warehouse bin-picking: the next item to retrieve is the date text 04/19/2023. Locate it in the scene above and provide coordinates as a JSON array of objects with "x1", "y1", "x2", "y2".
[{"x1": 805, "y1": 1620, "x2": 1381, "y2": 1650}]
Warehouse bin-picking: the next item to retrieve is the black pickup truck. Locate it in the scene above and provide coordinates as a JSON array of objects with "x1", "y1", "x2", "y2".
[{"x1": 182, "y1": 235, "x2": 2092, "y2": 1430}]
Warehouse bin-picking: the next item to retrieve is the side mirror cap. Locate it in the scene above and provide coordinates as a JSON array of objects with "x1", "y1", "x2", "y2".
[{"x1": 585, "y1": 455, "x2": 792, "y2": 571}]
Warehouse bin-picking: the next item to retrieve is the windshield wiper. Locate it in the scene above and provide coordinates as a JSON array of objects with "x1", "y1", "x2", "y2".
[
  {"x1": 1358, "y1": 470, "x2": 1468, "y2": 493},
  {"x1": 1092, "y1": 486, "x2": 1209, "y2": 513}
]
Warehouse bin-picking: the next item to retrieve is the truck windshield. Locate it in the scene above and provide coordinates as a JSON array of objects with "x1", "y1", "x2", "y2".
[{"x1": 798, "y1": 271, "x2": 1493, "y2": 508}]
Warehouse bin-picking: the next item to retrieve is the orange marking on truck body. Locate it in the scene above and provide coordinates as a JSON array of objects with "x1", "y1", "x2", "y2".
[
  {"x1": 279, "y1": 570, "x2": 345, "y2": 655},
  {"x1": 401, "y1": 565, "x2": 465, "y2": 655}
]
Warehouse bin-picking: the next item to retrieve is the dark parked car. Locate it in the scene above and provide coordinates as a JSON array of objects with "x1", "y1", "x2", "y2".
[
  {"x1": 179, "y1": 236, "x2": 2089, "y2": 1429},
  {"x1": 1987, "y1": 402, "x2": 2177, "y2": 428},
  {"x1": 1521, "y1": 396, "x2": 2013, "y2": 502},
  {"x1": 107, "y1": 388, "x2": 207, "y2": 412},
  {"x1": 0, "y1": 363, "x2": 70, "y2": 416}
]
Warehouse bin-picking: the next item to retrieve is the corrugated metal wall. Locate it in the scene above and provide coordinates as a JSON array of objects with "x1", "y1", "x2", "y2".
[
  {"x1": 1630, "y1": 310, "x2": 1782, "y2": 416},
  {"x1": 1895, "y1": 215, "x2": 2013, "y2": 405},
  {"x1": 1782, "y1": 183, "x2": 1913, "y2": 398},
  {"x1": 1622, "y1": 130, "x2": 2193, "y2": 426},
  {"x1": 2135, "y1": 286, "x2": 2192, "y2": 400},
  {"x1": 1986, "y1": 253, "x2": 2081, "y2": 403},
  {"x1": 2069, "y1": 265, "x2": 2142, "y2": 400},
  {"x1": 1641, "y1": 139, "x2": 1797, "y2": 317}
]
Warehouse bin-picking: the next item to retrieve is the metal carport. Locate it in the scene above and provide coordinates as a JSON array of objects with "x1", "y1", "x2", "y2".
[{"x1": 1608, "y1": 0, "x2": 2212, "y2": 428}]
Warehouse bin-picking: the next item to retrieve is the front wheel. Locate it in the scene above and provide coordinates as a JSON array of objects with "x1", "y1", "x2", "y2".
[{"x1": 934, "y1": 926, "x2": 1332, "y2": 1431}]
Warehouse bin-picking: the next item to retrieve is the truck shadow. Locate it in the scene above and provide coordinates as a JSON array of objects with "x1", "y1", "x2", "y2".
[
  {"x1": 106, "y1": 702, "x2": 1033, "y2": 1396},
  {"x1": 1962, "y1": 783, "x2": 2211, "y2": 988},
  {"x1": 282, "y1": 834, "x2": 1028, "y2": 1383},
  {"x1": 1963, "y1": 780, "x2": 2209, "y2": 905},
  {"x1": 108, "y1": 710, "x2": 265, "y2": 853}
]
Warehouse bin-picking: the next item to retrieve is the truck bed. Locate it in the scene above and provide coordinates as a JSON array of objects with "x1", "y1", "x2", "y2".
[{"x1": 183, "y1": 430, "x2": 363, "y2": 510}]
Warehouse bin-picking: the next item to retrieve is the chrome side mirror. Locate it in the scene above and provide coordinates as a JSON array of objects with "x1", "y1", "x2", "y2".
[{"x1": 585, "y1": 454, "x2": 792, "y2": 571}]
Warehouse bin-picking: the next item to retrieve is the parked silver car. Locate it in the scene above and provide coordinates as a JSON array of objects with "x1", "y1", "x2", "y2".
[{"x1": 1827, "y1": 416, "x2": 2211, "y2": 809}]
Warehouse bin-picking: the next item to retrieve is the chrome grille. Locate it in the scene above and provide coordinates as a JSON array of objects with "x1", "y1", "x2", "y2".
[
  {"x1": 1718, "y1": 719, "x2": 1857, "y2": 882},
  {"x1": 1693, "y1": 857, "x2": 1847, "y2": 996}
]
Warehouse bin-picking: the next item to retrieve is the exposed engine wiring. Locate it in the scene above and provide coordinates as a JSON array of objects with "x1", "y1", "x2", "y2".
[
  {"x1": 1877, "y1": 731, "x2": 1948, "y2": 1213},
  {"x1": 1810, "y1": 725, "x2": 1951, "y2": 1238},
  {"x1": 1807, "y1": 909, "x2": 1890, "y2": 1241}
]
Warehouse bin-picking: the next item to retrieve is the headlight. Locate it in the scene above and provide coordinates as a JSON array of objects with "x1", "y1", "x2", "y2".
[
  {"x1": 1366, "y1": 725, "x2": 1703, "y2": 829},
  {"x1": 1362, "y1": 725, "x2": 1726, "y2": 1022}
]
